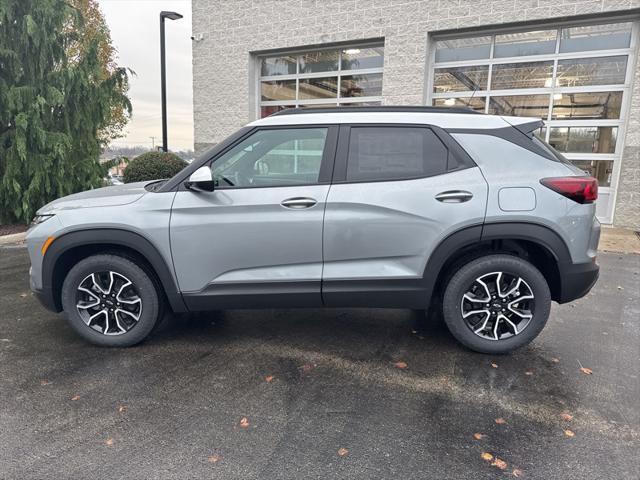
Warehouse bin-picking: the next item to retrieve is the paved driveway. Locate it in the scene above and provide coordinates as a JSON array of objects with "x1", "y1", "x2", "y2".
[{"x1": 0, "y1": 246, "x2": 638, "y2": 479}]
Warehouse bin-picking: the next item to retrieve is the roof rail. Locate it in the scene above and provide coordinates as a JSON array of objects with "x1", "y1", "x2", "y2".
[{"x1": 270, "y1": 105, "x2": 482, "y2": 116}]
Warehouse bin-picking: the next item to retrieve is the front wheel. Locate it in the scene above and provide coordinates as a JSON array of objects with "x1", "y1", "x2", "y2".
[
  {"x1": 61, "y1": 254, "x2": 162, "y2": 347},
  {"x1": 442, "y1": 255, "x2": 551, "y2": 354}
]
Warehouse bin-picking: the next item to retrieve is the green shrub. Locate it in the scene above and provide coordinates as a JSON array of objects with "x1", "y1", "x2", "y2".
[{"x1": 123, "y1": 151, "x2": 187, "y2": 183}]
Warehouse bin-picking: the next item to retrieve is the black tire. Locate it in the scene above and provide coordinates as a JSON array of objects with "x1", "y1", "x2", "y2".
[
  {"x1": 442, "y1": 254, "x2": 551, "y2": 354},
  {"x1": 61, "y1": 254, "x2": 162, "y2": 347}
]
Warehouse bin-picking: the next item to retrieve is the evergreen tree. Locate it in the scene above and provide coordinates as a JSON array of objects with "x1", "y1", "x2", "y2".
[{"x1": 0, "y1": 0, "x2": 131, "y2": 223}]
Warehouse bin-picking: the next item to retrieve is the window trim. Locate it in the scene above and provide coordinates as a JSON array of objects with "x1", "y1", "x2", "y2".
[{"x1": 331, "y1": 123, "x2": 476, "y2": 185}]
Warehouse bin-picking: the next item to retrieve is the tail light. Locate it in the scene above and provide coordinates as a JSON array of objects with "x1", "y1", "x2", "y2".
[{"x1": 540, "y1": 176, "x2": 598, "y2": 204}]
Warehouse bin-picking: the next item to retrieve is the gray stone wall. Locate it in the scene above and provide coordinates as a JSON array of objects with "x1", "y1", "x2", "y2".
[{"x1": 192, "y1": 0, "x2": 640, "y2": 226}]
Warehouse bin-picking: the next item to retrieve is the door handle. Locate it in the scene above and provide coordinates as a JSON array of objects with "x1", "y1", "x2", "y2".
[
  {"x1": 281, "y1": 197, "x2": 317, "y2": 209},
  {"x1": 435, "y1": 190, "x2": 474, "y2": 203}
]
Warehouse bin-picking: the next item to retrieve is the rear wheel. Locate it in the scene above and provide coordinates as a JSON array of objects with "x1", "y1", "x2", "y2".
[
  {"x1": 442, "y1": 254, "x2": 551, "y2": 354},
  {"x1": 61, "y1": 254, "x2": 162, "y2": 347}
]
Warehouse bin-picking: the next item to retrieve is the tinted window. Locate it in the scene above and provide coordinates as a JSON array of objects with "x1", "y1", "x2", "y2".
[
  {"x1": 346, "y1": 127, "x2": 448, "y2": 182},
  {"x1": 211, "y1": 128, "x2": 327, "y2": 188}
]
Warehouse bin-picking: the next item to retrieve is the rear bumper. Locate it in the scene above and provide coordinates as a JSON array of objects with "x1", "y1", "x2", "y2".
[{"x1": 557, "y1": 260, "x2": 599, "y2": 303}]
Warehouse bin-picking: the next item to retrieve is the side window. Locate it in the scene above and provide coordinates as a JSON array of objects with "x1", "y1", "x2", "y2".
[
  {"x1": 346, "y1": 127, "x2": 448, "y2": 182},
  {"x1": 211, "y1": 128, "x2": 327, "y2": 188}
]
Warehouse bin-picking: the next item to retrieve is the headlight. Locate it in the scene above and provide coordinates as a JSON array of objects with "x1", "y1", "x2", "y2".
[{"x1": 31, "y1": 214, "x2": 55, "y2": 225}]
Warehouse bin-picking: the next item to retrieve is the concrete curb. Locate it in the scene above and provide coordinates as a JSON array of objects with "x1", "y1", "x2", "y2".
[{"x1": 0, "y1": 232, "x2": 26, "y2": 246}]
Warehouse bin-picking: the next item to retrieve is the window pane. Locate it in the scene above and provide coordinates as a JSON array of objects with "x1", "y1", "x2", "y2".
[
  {"x1": 261, "y1": 56, "x2": 296, "y2": 76},
  {"x1": 298, "y1": 77, "x2": 338, "y2": 99},
  {"x1": 299, "y1": 50, "x2": 339, "y2": 73},
  {"x1": 487, "y1": 94, "x2": 549, "y2": 118},
  {"x1": 435, "y1": 36, "x2": 491, "y2": 62},
  {"x1": 494, "y1": 30, "x2": 557, "y2": 57},
  {"x1": 260, "y1": 105, "x2": 296, "y2": 118},
  {"x1": 551, "y1": 91, "x2": 622, "y2": 119},
  {"x1": 560, "y1": 22, "x2": 632, "y2": 53},
  {"x1": 261, "y1": 80, "x2": 296, "y2": 101},
  {"x1": 433, "y1": 65, "x2": 489, "y2": 93},
  {"x1": 340, "y1": 73, "x2": 383, "y2": 97},
  {"x1": 346, "y1": 127, "x2": 448, "y2": 182},
  {"x1": 432, "y1": 97, "x2": 486, "y2": 113},
  {"x1": 548, "y1": 126, "x2": 617, "y2": 154},
  {"x1": 341, "y1": 47, "x2": 384, "y2": 70},
  {"x1": 212, "y1": 128, "x2": 327, "y2": 188},
  {"x1": 570, "y1": 160, "x2": 614, "y2": 187},
  {"x1": 491, "y1": 61, "x2": 554, "y2": 89},
  {"x1": 556, "y1": 56, "x2": 627, "y2": 87}
]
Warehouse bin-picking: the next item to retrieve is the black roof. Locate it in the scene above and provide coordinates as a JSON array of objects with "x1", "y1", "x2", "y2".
[{"x1": 271, "y1": 105, "x2": 482, "y2": 116}]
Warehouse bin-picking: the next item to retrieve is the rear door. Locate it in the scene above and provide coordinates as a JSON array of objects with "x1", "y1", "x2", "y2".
[
  {"x1": 170, "y1": 125, "x2": 337, "y2": 309},
  {"x1": 322, "y1": 124, "x2": 488, "y2": 307}
]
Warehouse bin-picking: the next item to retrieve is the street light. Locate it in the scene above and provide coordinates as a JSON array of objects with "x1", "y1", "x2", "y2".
[{"x1": 159, "y1": 11, "x2": 183, "y2": 152}]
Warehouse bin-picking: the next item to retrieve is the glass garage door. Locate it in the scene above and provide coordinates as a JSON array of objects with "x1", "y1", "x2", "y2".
[{"x1": 429, "y1": 21, "x2": 638, "y2": 223}]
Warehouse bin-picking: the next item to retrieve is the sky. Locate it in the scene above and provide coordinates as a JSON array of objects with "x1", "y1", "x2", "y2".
[{"x1": 98, "y1": 0, "x2": 194, "y2": 151}]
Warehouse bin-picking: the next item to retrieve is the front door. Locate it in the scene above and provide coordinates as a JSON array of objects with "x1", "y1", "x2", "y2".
[{"x1": 170, "y1": 126, "x2": 337, "y2": 309}]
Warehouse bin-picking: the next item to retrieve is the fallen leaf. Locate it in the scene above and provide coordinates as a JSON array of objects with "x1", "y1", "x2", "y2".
[
  {"x1": 337, "y1": 447, "x2": 349, "y2": 457},
  {"x1": 301, "y1": 364, "x2": 313, "y2": 373},
  {"x1": 580, "y1": 367, "x2": 593, "y2": 375},
  {"x1": 560, "y1": 413, "x2": 573, "y2": 421},
  {"x1": 564, "y1": 429, "x2": 575, "y2": 437},
  {"x1": 473, "y1": 432, "x2": 485, "y2": 440},
  {"x1": 491, "y1": 363, "x2": 498, "y2": 368},
  {"x1": 239, "y1": 417, "x2": 250, "y2": 428},
  {"x1": 40, "y1": 380, "x2": 51, "y2": 386},
  {"x1": 105, "y1": 438, "x2": 114, "y2": 446},
  {"x1": 207, "y1": 454, "x2": 221, "y2": 464},
  {"x1": 525, "y1": 371, "x2": 533, "y2": 376},
  {"x1": 480, "y1": 452, "x2": 494, "y2": 462},
  {"x1": 492, "y1": 457, "x2": 508, "y2": 470},
  {"x1": 551, "y1": 357, "x2": 560, "y2": 363},
  {"x1": 71, "y1": 395, "x2": 81, "y2": 401},
  {"x1": 265, "y1": 375, "x2": 274, "y2": 382},
  {"x1": 118, "y1": 405, "x2": 128, "y2": 413},
  {"x1": 494, "y1": 418, "x2": 507, "y2": 425},
  {"x1": 512, "y1": 468, "x2": 524, "y2": 477},
  {"x1": 393, "y1": 361, "x2": 408, "y2": 369}
]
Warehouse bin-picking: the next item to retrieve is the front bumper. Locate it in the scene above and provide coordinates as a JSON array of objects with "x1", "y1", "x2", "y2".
[
  {"x1": 557, "y1": 260, "x2": 599, "y2": 304},
  {"x1": 31, "y1": 287, "x2": 61, "y2": 313},
  {"x1": 30, "y1": 272, "x2": 61, "y2": 313}
]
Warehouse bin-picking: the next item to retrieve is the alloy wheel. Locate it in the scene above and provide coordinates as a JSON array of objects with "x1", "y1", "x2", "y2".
[
  {"x1": 460, "y1": 271, "x2": 534, "y2": 341},
  {"x1": 75, "y1": 271, "x2": 142, "y2": 335}
]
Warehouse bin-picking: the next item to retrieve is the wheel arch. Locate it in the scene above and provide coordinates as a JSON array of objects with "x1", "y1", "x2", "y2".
[
  {"x1": 43, "y1": 229, "x2": 187, "y2": 313},
  {"x1": 425, "y1": 222, "x2": 570, "y2": 303}
]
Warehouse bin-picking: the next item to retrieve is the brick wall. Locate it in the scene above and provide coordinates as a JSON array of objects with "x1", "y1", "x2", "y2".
[{"x1": 192, "y1": 0, "x2": 640, "y2": 227}]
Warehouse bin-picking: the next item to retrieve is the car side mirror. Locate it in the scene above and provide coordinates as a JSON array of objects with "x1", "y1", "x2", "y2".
[{"x1": 184, "y1": 166, "x2": 215, "y2": 192}]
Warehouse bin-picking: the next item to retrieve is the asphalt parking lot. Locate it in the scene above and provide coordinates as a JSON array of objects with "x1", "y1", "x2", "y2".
[{"x1": 0, "y1": 245, "x2": 638, "y2": 479}]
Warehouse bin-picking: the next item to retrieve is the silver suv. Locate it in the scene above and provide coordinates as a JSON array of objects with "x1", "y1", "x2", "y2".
[{"x1": 26, "y1": 107, "x2": 600, "y2": 353}]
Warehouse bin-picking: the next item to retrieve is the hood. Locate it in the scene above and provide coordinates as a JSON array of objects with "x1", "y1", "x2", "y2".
[{"x1": 38, "y1": 181, "x2": 151, "y2": 214}]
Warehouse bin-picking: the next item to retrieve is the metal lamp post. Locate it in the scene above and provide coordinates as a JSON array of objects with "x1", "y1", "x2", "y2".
[{"x1": 159, "y1": 11, "x2": 183, "y2": 152}]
